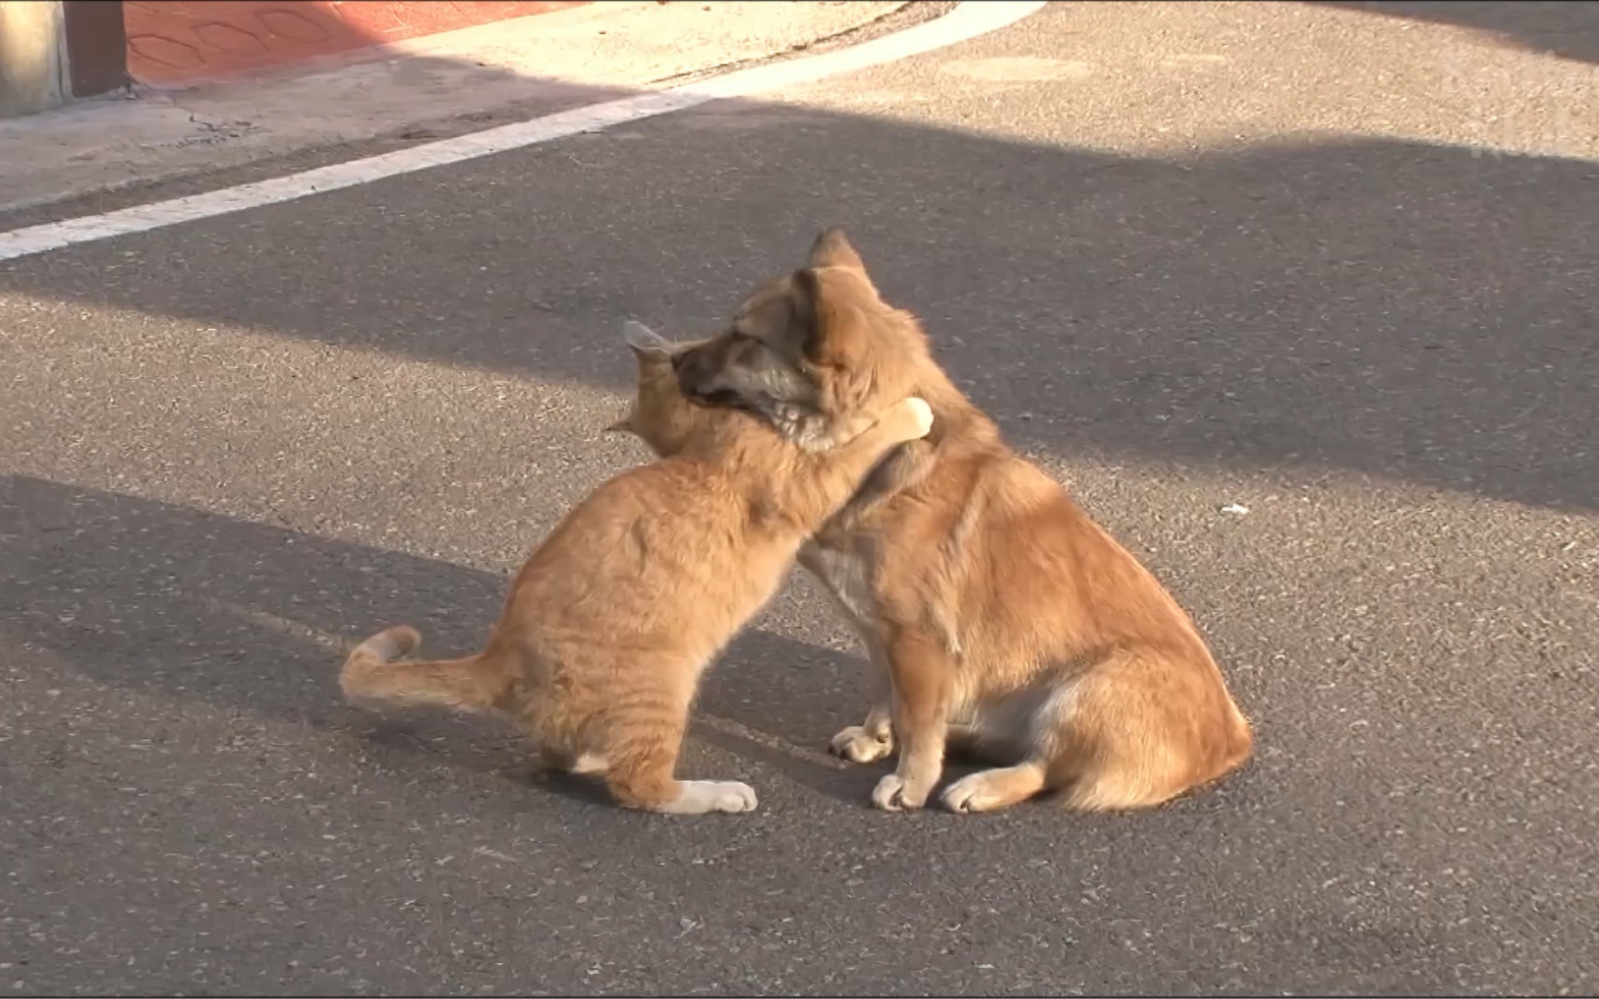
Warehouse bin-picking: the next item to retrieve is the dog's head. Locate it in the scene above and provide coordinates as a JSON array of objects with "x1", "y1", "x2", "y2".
[{"x1": 670, "y1": 228, "x2": 933, "y2": 448}]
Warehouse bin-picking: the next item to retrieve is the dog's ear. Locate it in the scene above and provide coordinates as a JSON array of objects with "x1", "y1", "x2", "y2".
[
  {"x1": 604, "y1": 412, "x2": 635, "y2": 435},
  {"x1": 790, "y1": 267, "x2": 868, "y2": 369},
  {"x1": 806, "y1": 227, "x2": 869, "y2": 276},
  {"x1": 790, "y1": 268, "x2": 824, "y2": 360}
]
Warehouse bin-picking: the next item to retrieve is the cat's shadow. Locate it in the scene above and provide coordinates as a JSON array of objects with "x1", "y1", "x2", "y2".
[
  {"x1": 1, "y1": 473, "x2": 967, "y2": 814},
  {"x1": 340, "y1": 627, "x2": 915, "y2": 813}
]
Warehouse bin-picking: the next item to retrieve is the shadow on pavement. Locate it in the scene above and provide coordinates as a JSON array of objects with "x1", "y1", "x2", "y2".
[
  {"x1": 0, "y1": 471, "x2": 1467, "y2": 994},
  {"x1": 4, "y1": 93, "x2": 1597, "y2": 514},
  {"x1": 1303, "y1": 1, "x2": 1599, "y2": 65},
  {"x1": 0, "y1": 472, "x2": 881, "y2": 806},
  {"x1": 2, "y1": 3, "x2": 1599, "y2": 990}
]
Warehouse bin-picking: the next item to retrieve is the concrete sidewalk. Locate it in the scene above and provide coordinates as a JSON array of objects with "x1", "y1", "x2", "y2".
[{"x1": 0, "y1": 0, "x2": 906, "y2": 215}]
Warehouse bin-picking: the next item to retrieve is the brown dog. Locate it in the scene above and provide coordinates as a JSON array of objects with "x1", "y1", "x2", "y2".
[{"x1": 670, "y1": 229, "x2": 1254, "y2": 814}]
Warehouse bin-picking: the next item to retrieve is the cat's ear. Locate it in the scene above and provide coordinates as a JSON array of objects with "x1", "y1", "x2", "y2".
[{"x1": 622, "y1": 320, "x2": 672, "y2": 358}]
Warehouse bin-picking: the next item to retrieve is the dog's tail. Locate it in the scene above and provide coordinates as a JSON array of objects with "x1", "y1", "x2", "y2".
[{"x1": 340, "y1": 625, "x2": 510, "y2": 713}]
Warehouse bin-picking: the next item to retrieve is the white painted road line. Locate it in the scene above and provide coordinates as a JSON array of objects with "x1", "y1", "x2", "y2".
[{"x1": 0, "y1": 1, "x2": 1045, "y2": 264}]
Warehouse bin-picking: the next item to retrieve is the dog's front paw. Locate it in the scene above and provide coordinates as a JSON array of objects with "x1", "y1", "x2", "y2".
[
  {"x1": 829, "y1": 725, "x2": 894, "y2": 764},
  {"x1": 871, "y1": 773, "x2": 931, "y2": 812}
]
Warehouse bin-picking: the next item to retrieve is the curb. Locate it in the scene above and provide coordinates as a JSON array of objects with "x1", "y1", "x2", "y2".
[
  {"x1": 0, "y1": 0, "x2": 913, "y2": 219},
  {"x1": 0, "y1": 1, "x2": 1046, "y2": 263}
]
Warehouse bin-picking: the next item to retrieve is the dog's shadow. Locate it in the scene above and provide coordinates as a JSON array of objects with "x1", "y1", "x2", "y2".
[
  {"x1": 1, "y1": 473, "x2": 904, "y2": 811},
  {"x1": 353, "y1": 698, "x2": 988, "y2": 813}
]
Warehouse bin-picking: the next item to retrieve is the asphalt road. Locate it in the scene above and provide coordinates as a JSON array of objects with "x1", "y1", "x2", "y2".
[{"x1": 3, "y1": 2, "x2": 1598, "y2": 994}]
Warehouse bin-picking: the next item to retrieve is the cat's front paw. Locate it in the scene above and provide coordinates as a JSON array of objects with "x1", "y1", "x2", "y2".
[
  {"x1": 663, "y1": 779, "x2": 759, "y2": 814},
  {"x1": 895, "y1": 397, "x2": 935, "y2": 440}
]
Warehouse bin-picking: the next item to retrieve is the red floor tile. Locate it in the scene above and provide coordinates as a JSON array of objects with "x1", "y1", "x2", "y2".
[{"x1": 125, "y1": 1, "x2": 589, "y2": 87}]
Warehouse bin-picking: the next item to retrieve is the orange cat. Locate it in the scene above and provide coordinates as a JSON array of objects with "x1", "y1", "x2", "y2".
[{"x1": 339, "y1": 321, "x2": 933, "y2": 815}]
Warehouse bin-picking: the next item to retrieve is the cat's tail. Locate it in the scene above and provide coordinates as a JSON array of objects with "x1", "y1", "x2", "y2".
[{"x1": 340, "y1": 625, "x2": 510, "y2": 713}]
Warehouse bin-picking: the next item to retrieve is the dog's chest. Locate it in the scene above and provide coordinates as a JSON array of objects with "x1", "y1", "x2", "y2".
[{"x1": 798, "y1": 541, "x2": 877, "y2": 630}]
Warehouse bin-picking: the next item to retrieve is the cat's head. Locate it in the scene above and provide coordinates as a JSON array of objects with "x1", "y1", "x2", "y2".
[{"x1": 606, "y1": 321, "x2": 727, "y2": 457}]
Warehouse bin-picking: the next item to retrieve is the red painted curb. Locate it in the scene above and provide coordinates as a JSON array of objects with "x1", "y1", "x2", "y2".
[{"x1": 125, "y1": 1, "x2": 591, "y2": 87}]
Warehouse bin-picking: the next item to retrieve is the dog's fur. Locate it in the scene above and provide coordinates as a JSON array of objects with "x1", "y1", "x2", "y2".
[
  {"x1": 340, "y1": 321, "x2": 933, "y2": 815},
  {"x1": 670, "y1": 229, "x2": 1255, "y2": 814}
]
